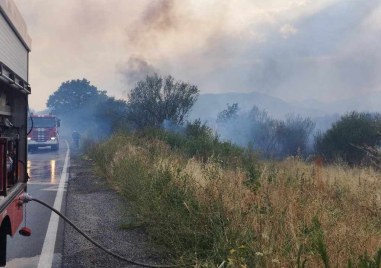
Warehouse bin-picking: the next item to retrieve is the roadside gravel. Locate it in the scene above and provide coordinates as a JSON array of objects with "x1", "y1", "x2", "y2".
[{"x1": 61, "y1": 152, "x2": 166, "y2": 268}]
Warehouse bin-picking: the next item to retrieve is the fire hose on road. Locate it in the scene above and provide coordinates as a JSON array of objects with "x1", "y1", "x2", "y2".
[{"x1": 19, "y1": 193, "x2": 192, "y2": 268}]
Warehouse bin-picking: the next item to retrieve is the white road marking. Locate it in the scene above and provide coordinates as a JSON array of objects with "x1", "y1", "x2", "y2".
[
  {"x1": 41, "y1": 185, "x2": 66, "y2": 192},
  {"x1": 37, "y1": 141, "x2": 70, "y2": 268},
  {"x1": 28, "y1": 182, "x2": 59, "y2": 185}
]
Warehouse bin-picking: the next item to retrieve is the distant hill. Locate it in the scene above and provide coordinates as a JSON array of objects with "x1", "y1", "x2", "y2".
[
  {"x1": 189, "y1": 91, "x2": 324, "y2": 121},
  {"x1": 292, "y1": 91, "x2": 381, "y2": 115},
  {"x1": 188, "y1": 91, "x2": 381, "y2": 132}
]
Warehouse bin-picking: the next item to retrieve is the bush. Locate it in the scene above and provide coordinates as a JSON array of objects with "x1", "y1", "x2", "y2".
[
  {"x1": 217, "y1": 105, "x2": 315, "y2": 158},
  {"x1": 275, "y1": 115, "x2": 315, "y2": 157},
  {"x1": 142, "y1": 120, "x2": 248, "y2": 168},
  {"x1": 315, "y1": 111, "x2": 381, "y2": 165}
]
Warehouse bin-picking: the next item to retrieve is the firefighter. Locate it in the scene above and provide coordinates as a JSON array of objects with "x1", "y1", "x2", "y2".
[{"x1": 72, "y1": 131, "x2": 81, "y2": 149}]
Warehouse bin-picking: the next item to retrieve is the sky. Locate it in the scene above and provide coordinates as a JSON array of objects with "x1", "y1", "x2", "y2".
[{"x1": 13, "y1": 0, "x2": 381, "y2": 111}]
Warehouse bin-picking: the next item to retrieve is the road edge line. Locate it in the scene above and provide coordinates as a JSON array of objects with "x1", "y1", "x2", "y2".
[{"x1": 37, "y1": 140, "x2": 70, "y2": 268}]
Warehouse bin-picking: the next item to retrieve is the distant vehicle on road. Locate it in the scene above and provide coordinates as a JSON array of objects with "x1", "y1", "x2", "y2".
[
  {"x1": 0, "y1": 0, "x2": 32, "y2": 266},
  {"x1": 27, "y1": 114, "x2": 61, "y2": 151}
]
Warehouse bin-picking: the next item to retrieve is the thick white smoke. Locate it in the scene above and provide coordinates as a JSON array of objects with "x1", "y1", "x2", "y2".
[{"x1": 14, "y1": 0, "x2": 381, "y2": 112}]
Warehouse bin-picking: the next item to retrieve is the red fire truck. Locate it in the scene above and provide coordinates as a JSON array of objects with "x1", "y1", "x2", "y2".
[
  {"x1": 27, "y1": 114, "x2": 60, "y2": 151},
  {"x1": 0, "y1": 0, "x2": 31, "y2": 266}
]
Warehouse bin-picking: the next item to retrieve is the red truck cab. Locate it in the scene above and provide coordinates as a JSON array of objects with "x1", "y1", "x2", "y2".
[{"x1": 27, "y1": 115, "x2": 60, "y2": 151}]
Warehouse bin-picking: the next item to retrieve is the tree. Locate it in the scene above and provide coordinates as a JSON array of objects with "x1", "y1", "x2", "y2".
[
  {"x1": 127, "y1": 73, "x2": 199, "y2": 129},
  {"x1": 275, "y1": 115, "x2": 315, "y2": 157},
  {"x1": 216, "y1": 105, "x2": 315, "y2": 158},
  {"x1": 46, "y1": 79, "x2": 107, "y2": 115},
  {"x1": 47, "y1": 78, "x2": 128, "y2": 139},
  {"x1": 216, "y1": 105, "x2": 279, "y2": 154},
  {"x1": 247, "y1": 106, "x2": 279, "y2": 156},
  {"x1": 94, "y1": 97, "x2": 129, "y2": 134},
  {"x1": 315, "y1": 111, "x2": 381, "y2": 165},
  {"x1": 217, "y1": 103, "x2": 239, "y2": 123}
]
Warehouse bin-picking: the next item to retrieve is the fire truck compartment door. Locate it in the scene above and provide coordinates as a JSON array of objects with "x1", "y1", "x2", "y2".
[{"x1": 0, "y1": 7, "x2": 28, "y2": 82}]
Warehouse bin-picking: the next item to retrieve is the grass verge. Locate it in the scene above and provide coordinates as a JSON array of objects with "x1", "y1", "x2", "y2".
[{"x1": 89, "y1": 131, "x2": 381, "y2": 267}]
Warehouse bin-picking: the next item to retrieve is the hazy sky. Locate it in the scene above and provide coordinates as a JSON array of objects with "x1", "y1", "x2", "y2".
[{"x1": 13, "y1": 0, "x2": 381, "y2": 110}]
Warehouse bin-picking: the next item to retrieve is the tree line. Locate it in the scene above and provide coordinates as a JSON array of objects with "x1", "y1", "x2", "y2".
[{"x1": 46, "y1": 75, "x2": 381, "y2": 166}]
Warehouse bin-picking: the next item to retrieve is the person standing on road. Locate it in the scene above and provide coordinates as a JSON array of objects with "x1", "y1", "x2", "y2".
[{"x1": 72, "y1": 130, "x2": 81, "y2": 149}]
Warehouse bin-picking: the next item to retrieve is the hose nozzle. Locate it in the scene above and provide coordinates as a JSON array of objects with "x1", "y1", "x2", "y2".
[{"x1": 19, "y1": 193, "x2": 33, "y2": 203}]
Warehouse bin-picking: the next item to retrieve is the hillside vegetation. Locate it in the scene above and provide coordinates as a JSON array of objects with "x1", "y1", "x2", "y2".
[{"x1": 90, "y1": 129, "x2": 381, "y2": 267}]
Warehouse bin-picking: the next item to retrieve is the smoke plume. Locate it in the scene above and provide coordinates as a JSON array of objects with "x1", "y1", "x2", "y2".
[
  {"x1": 118, "y1": 56, "x2": 158, "y2": 86},
  {"x1": 14, "y1": 0, "x2": 381, "y2": 112}
]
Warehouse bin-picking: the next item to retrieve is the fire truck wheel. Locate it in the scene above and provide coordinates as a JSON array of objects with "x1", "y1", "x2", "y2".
[{"x1": 0, "y1": 223, "x2": 7, "y2": 266}]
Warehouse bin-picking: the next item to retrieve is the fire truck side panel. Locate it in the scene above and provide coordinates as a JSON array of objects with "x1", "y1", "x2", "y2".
[
  {"x1": 0, "y1": 80, "x2": 29, "y2": 227},
  {"x1": 0, "y1": 1, "x2": 30, "y2": 265},
  {"x1": 0, "y1": 5, "x2": 29, "y2": 81}
]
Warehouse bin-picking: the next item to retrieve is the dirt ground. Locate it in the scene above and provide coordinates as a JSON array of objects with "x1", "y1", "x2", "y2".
[{"x1": 61, "y1": 153, "x2": 166, "y2": 268}]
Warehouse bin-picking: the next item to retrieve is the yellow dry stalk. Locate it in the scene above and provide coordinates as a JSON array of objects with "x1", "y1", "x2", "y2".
[{"x1": 254, "y1": 158, "x2": 381, "y2": 266}]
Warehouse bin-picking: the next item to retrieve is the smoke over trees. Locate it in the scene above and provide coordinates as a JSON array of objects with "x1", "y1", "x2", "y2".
[
  {"x1": 276, "y1": 115, "x2": 315, "y2": 157},
  {"x1": 47, "y1": 79, "x2": 128, "y2": 138},
  {"x1": 126, "y1": 73, "x2": 199, "y2": 129},
  {"x1": 94, "y1": 97, "x2": 129, "y2": 133},
  {"x1": 217, "y1": 103, "x2": 239, "y2": 122},
  {"x1": 46, "y1": 74, "x2": 199, "y2": 139},
  {"x1": 217, "y1": 104, "x2": 315, "y2": 157},
  {"x1": 45, "y1": 76, "x2": 381, "y2": 167},
  {"x1": 47, "y1": 79, "x2": 107, "y2": 114}
]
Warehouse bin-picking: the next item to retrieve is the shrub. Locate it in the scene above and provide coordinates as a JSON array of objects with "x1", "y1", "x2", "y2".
[
  {"x1": 217, "y1": 105, "x2": 315, "y2": 158},
  {"x1": 315, "y1": 111, "x2": 381, "y2": 165},
  {"x1": 141, "y1": 120, "x2": 248, "y2": 169},
  {"x1": 275, "y1": 115, "x2": 315, "y2": 157}
]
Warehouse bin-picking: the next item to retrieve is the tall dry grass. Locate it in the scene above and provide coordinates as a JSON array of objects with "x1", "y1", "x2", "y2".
[{"x1": 91, "y1": 133, "x2": 381, "y2": 267}]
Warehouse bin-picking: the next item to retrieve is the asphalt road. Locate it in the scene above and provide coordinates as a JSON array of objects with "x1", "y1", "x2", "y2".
[{"x1": 5, "y1": 141, "x2": 70, "y2": 268}]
